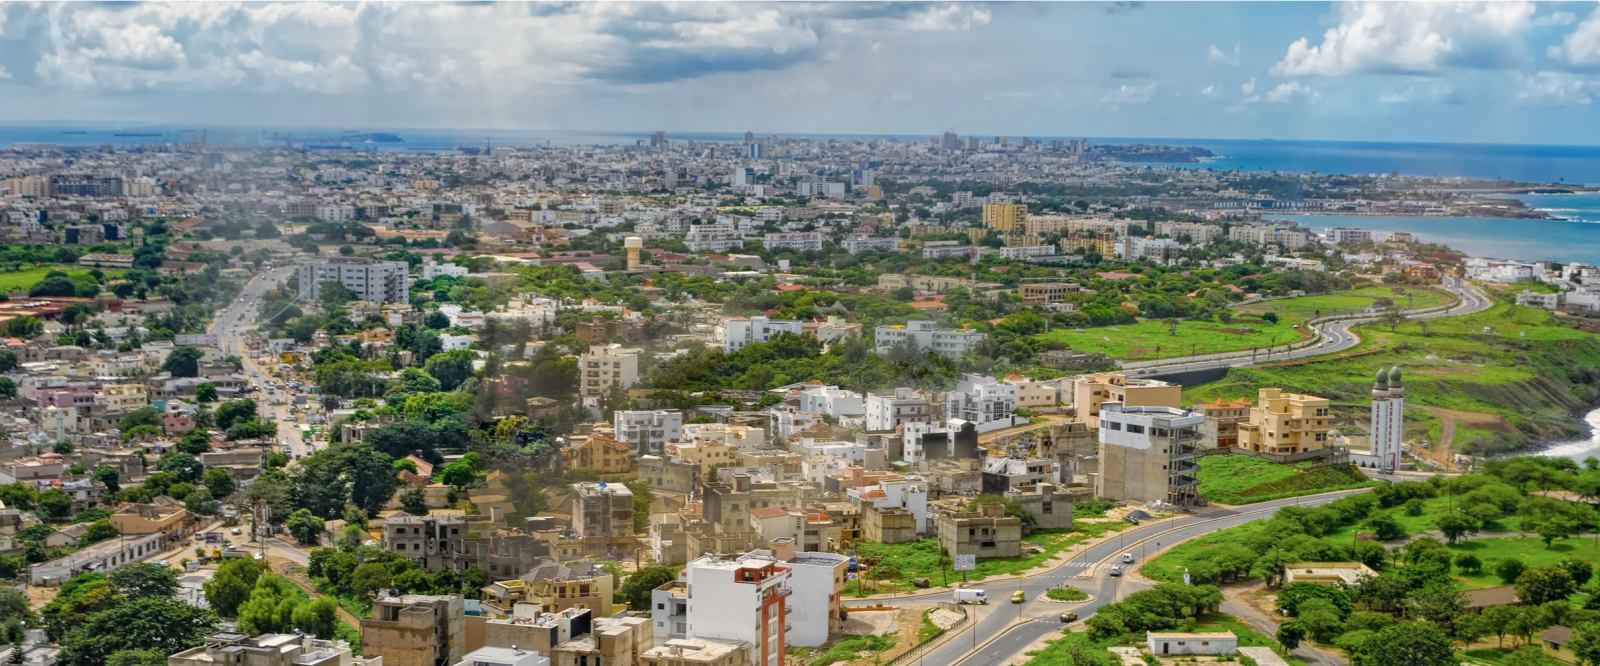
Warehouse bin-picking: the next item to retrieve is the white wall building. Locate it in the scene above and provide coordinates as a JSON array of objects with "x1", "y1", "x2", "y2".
[
  {"x1": 848, "y1": 478, "x2": 929, "y2": 533},
  {"x1": 614, "y1": 410, "x2": 684, "y2": 455},
  {"x1": 684, "y1": 551, "x2": 791, "y2": 666},
  {"x1": 424, "y1": 262, "x2": 469, "y2": 280},
  {"x1": 580, "y1": 345, "x2": 640, "y2": 399},
  {"x1": 863, "y1": 388, "x2": 933, "y2": 432},
  {"x1": 684, "y1": 223, "x2": 745, "y2": 252},
  {"x1": 873, "y1": 320, "x2": 985, "y2": 358},
  {"x1": 763, "y1": 233, "x2": 823, "y2": 252},
  {"x1": 799, "y1": 385, "x2": 864, "y2": 420},
  {"x1": 946, "y1": 374, "x2": 1022, "y2": 434},
  {"x1": 716, "y1": 316, "x2": 803, "y2": 353},
  {"x1": 841, "y1": 237, "x2": 898, "y2": 254},
  {"x1": 297, "y1": 257, "x2": 411, "y2": 305}
]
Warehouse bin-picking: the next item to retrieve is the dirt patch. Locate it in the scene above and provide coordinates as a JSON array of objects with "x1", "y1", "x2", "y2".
[{"x1": 1423, "y1": 407, "x2": 1519, "y2": 434}]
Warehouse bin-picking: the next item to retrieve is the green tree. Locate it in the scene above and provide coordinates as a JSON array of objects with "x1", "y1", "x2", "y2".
[
  {"x1": 423, "y1": 350, "x2": 476, "y2": 392},
  {"x1": 619, "y1": 567, "x2": 677, "y2": 611},
  {"x1": 440, "y1": 462, "x2": 475, "y2": 489},
  {"x1": 214, "y1": 400, "x2": 259, "y2": 432},
  {"x1": 1567, "y1": 622, "x2": 1600, "y2": 666},
  {"x1": 194, "y1": 383, "x2": 218, "y2": 403},
  {"x1": 424, "y1": 311, "x2": 450, "y2": 330},
  {"x1": 37, "y1": 489, "x2": 72, "y2": 521},
  {"x1": 1435, "y1": 511, "x2": 1479, "y2": 544},
  {"x1": 400, "y1": 488, "x2": 429, "y2": 516},
  {"x1": 1345, "y1": 622, "x2": 1458, "y2": 666},
  {"x1": 1365, "y1": 513, "x2": 1406, "y2": 541},
  {"x1": 161, "y1": 347, "x2": 205, "y2": 378},
  {"x1": 105, "y1": 650, "x2": 167, "y2": 666},
  {"x1": 57, "y1": 596, "x2": 217, "y2": 666},
  {"x1": 92, "y1": 466, "x2": 121, "y2": 495},
  {"x1": 204, "y1": 559, "x2": 265, "y2": 617},
  {"x1": 202, "y1": 468, "x2": 236, "y2": 499},
  {"x1": 109, "y1": 563, "x2": 179, "y2": 599},
  {"x1": 285, "y1": 509, "x2": 326, "y2": 545},
  {"x1": 236, "y1": 575, "x2": 300, "y2": 635},
  {"x1": 1297, "y1": 598, "x2": 1344, "y2": 641},
  {"x1": 1496, "y1": 558, "x2": 1527, "y2": 585},
  {"x1": 159, "y1": 453, "x2": 203, "y2": 482},
  {"x1": 292, "y1": 596, "x2": 339, "y2": 639},
  {"x1": 318, "y1": 281, "x2": 357, "y2": 310},
  {"x1": 1454, "y1": 552, "x2": 1482, "y2": 573},
  {"x1": 351, "y1": 563, "x2": 392, "y2": 598},
  {"x1": 1276, "y1": 620, "x2": 1306, "y2": 652},
  {"x1": 1541, "y1": 517, "x2": 1575, "y2": 548},
  {"x1": 1516, "y1": 566, "x2": 1577, "y2": 606},
  {"x1": 79, "y1": 520, "x2": 119, "y2": 546},
  {"x1": 117, "y1": 407, "x2": 163, "y2": 433},
  {"x1": 1561, "y1": 559, "x2": 1596, "y2": 588}
]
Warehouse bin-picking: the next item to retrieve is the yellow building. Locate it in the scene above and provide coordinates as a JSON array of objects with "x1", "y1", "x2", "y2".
[
  {"x1": 1071, "y1": 373, "x2": 1182, "y2": 428},
  {"x1": 1235, "y1": 388, "x2": 1333, "y2": 455},
  {"x1": 1062, "y1": 235, "x2": 1116, "y2": 257},
  {"x1": 982, "y1": 203, "x2": 1026, "y2": 232},
  {"x1": 560, "y1": 435, "x2": 635, "y2": 474},
  {"x1": 664, "y1": 440, "x2": 738, "y2": 478}
]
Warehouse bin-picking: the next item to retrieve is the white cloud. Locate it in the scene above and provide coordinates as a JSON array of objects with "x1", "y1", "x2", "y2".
[
  {"x1": 1379, "y1": 92, "x2": 1409, "y2": 104},
  {"x1": 1518, "y1": 71, "x2": 1593, "y2": 105},
  {"x1": 1532, "y1": 11, "x2": 1577, "y2": 28},
  {"x1": 1101, "y1": 82, "x2": 1156, "y2": 106},
  {"x1": 1199, "y1": 85, "x2": 1216, "y2": 96},
  {"x1": 1271, "y1": 1, "x2": 1535, "y2": 76},
  {"x1": 1549, "y1": 6, "x2": 1600, "y2": 67},
  {"x1": 1265, "y1": 81, "x2": 1316, "y2": 103},
  {"x1": 1207, "y1": 43, "x2": 1240, "y2": 66},
  {"x1": 1240, "y1": 77, "x2": 1256, "y2": 95}
]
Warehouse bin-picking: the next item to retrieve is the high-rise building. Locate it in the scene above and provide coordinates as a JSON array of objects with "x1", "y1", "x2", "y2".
[
  {"x1": 1094, "y1": 403, "x2": 1204, "y2": 507},
  {"x1": 982, "y1": 203, "x2": 1026, "y2": 232},
  {"x1": 297, "y1": 257, "x2": 411, "y2": 305},
  {"x1": 651, "y1": 131, "x2": 667, "y2": 147},
  {"x1": 684, "y1": 551, "x2": 791, "y2": 666},
  {"x1": 614, "y1": 410, "x2": 684, "y2": 455},
  {"x1": 580, "y1": 345, "x2": 640, "y2": 399},
  {"x1": 941, "y1": 131, "x2": 961, "y2": 151},
  {"x1": 743, "y1": 131, "x2": 754, "y2": 143},
  {"x1": 945, "y1": 374, "x2": 1021, "y2": 434}
]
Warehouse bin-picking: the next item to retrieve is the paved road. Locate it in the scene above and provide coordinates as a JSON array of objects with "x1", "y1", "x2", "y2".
[
  {"x1": 213, "y1": 266, "x2": 317, "y2": 458},
  {"x1": 1137, "y1": 276, "x2": 1491, "y2": 375},
  {"x1": 852, "y1": 489, "x2": 1372, "y2": 666}
]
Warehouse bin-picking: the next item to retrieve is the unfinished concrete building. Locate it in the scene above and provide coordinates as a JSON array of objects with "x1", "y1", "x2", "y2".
[
  {"x1": 572, "y1": 482, "x2": 637, "y2": 558},
  {"x1": 382, "y1": 515, "x2": 551, "y2": 578},
  {"x1": 860, "y1": 504, "x2": 918, "y2": 544},
  {"x1": 361, "y1": 595, "x2": 466, "y2": 666},
  {"x1": 699, "y1": 474, "x2": 806, "y2": 534},
  {"x1": 936, "y1": 502, "x2": 1022, "y2": 559},
  {"x1": 1094, "y1": 403, "x2": 1205, "y2": 507}
]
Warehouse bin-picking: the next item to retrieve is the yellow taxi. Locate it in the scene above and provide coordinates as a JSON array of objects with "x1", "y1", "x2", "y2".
[{"x1": 1011, "y1": 590, "x2": 1026, "y2": 604}]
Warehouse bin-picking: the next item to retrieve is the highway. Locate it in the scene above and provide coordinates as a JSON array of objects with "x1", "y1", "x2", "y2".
[
  {"x1": 211, "y1": 266, "x2": 317, "y2": 458},
  {"x1": 1134, "y1": 276, "x2": 1491, "y2": 375},
  {"x1": 853, "y1": 488, "x2": 1373, "y2": 666}
]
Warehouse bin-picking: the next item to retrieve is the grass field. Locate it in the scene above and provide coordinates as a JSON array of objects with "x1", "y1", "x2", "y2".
[
  {"x1": 1195, "y1": 457, "x2": 1375, "y2": 505},
  {"x1": 1235, "y1": 286, "x2": 1448, "y2": 323},
  {"x1": 1035, "y1": 317, "x2": 1303, "y2": 361},
  {"x1": 1020, "y1": 612, "x2": 1307, "y2": 666},
  {"x1": 1447, "y1": 536, "x2": 1600, "y2": 588},
  {"x1": 1196, "y1": 456, "x2": 1301, "y2": 496},
  {"x1": 1462, "y1": 647, "x2": 1566, "y2": 666},
  {"x1": 0, "y1": 266, "x2": 120, "y2": 292},
  {"x1": 844, "y1": 522, "x2": 1127, "y2": 595}
]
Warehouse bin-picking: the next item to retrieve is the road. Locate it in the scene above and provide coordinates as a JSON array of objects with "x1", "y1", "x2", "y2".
[
  {"x1": 864, "y1": 489, "x2": 1372, "y2": 666},
  {"x1": 1137, "y1": 276, "x2": 1491, "y2": 375},
  {"x1": 212, "y1": 266, "x2": 318, "y2": 458}
]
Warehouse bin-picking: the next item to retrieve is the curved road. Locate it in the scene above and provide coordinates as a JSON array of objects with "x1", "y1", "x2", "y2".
[
  {"x1": 1138, "y1": 276, "x2": 1491, "y2": 375},
  {"x1": 848, "y1": 489, "x2": 1372, "y2": 666}
]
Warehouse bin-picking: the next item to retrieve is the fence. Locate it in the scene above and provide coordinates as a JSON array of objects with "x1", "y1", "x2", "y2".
[
  {"x1": 881, "y1": 602, "x2": 969, "y2": 666},
  {"x1": 1198, "y1": 445, "x2": 1349, "y2": 470}
]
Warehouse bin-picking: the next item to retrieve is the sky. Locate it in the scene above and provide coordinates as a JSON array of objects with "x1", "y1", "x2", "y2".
[{"x1": 5, "y1": 1, "x2": 1600, "y2": 145}]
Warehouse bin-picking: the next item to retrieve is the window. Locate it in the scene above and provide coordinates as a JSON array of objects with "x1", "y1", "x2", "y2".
[
  {"x1": 1126, "y1": 424, "x2": 1145, "y2": 434},
  {"x1": 1106, "y1": 421, "x2": 1121, "y2": 431}
]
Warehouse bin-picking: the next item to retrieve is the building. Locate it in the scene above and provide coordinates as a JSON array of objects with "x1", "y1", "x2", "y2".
[
  {"x1": 997, "y1": 245, "x2": 1057, "y2": 260},
  {"x1": 798, "y1": 385, "x2": 864, "y2": 421},
  {"x1": 860, "y1": 504, "x2": 917, "y2": 544},
  {"x1": 109, "y1": 503, "x2": 192, "y2": 539},
  {"x1": 424, "y1": 263, "x2": 470, "y2": 280},
  {"x1": 1153, "y1": 221, "x2": 1222, "y2": 244},
  {"x1": 1357, "y1": 367, "x2": 1405, "y2": 473},
  {"x1": 1193, "y1": 397, "x2": 1253, "y2": 448},
  {"x1": 1282, "y1": 562, "x2": 1378, "y2": 586},
  {"x1": 455, "y1": 647, "x2": 547, "y2": 666},
  {"x1": 1146, "y1": 632, "x2": 1237, "y2": 657},
  {"x1": 1005, "y1": 375, "x2": 1062, "y2": 414},
  {"x1": 715, "y1": 316, "x2": 803, "y2": 353},
  {"x1": 381, "y1": 515, "x2": 547, "y2": 577},
  {"x1": 848, "y1": 477, "x2": 928, "y2": 533},
  {"x1": 298, "y1": 257, "x2": 411, "y2": 305},
  {"x1": 762, "y1": 233, "x2": 823, "y2": 252},
  {"x1": 1036, "y1": 349, "x2": 1111, "y2": 371},
  {"x1": 1094, "y1": 403, "x2": 1205, "y2": 507},
  {"x1": 638, "y1": 455, "x2": 700, "y2": 495},
  {"x1": 765, "y1": 543, "x2": 847, "y2": 648},
  {"x1": 1017, "y1": 283, "x2": 1078, "y2": 306},
  {"x1": 921, "y1": 245, "x2": 980, "y2": 262},
  {"x1": 684, "y1": 551, "x2": 790, "y2": 666},
  {"x1": 1235, "y1": 388, "x2": 1332, "y2": 455},
  {"x1": 840, "y1": 237, "x2": 898, "y2": 254},
  {"x1": 936, "y1": 502, "x2": 1021, "y2": 559},
  {"x1": 1540, "y1": 626, "x2": 1579, "y2": 665},
  {"x1": 572, "y1": 482, "x2": 636, "y2": 556},
  {"x1": 873, "y1": 321, "x2": 985, "y2": 358},
  {"x1": 167, "y1": 633, "x2": 376, "y2": 666},
  {"x1": 638, "y1": 639, "x2": 750, "y2": 666},
  {"x1": 482, "y1": 608, "x2": 592, "y2": 656},
  {"x1": 982, "y1": 203, "x2": 1026, "y2": 232},
  {"x1": 614, "y1": 411, "x2": 684, "y2": 456},
  {"x1": 30, "y1": 532, "x2": 164, "y2": 585},
  {"x1": 1071, "y1": 373, "x2": 1182, "y2": 428},
  {"x1": 561, "y1": 435, "x2": 634, "y2": 475},
  {"x1": 1324, "y1": 228, "x2": 1373, "y2": 245},
  {"x1": 362, "y1": 595, "x2": 466, "y2": 666},
  {"x1": 581, "y1": 345, "x2": 640, "y2": 399},
  {"x1": 863, "y1": 388, "x2": 933, "y2": 432},
  {"x1": 479, "y1": 560, "x2": 616, "y2": 617},
  {"x1": 1228, "y1": 224, "x2": 1311, "y2": 249},
  {"x1": 876, "y1": 273, "x2": 967, "y2": 295},
  {"x1": 684, "y1": 224, "x2": 744, "y2": 253},
  {"x1": 946, "y1": 374, "x2": 1021, "y2": 434}
]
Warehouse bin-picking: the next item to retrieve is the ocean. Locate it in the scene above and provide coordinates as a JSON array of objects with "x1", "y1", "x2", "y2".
[{"x1": 1265, "y1": 214, "x2": 1600, "y2": 264}]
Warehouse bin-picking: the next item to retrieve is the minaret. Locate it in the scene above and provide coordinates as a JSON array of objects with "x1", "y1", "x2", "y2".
[
  {"x1": 1370, "y1": 368, "x2": 1391, "y2": 473},
  {"x1": 1386, "y1": 366, "x2": 1404, "y2": 473}
]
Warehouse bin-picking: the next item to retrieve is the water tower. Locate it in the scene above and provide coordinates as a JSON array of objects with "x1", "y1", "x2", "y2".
[{"x1": 624, "y1": 236, "x2": 643, "y2": 270}]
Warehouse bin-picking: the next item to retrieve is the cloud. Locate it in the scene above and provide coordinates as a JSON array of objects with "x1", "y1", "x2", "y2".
[
  {"x1": 1265, "y1": 80, "x2": 1316, "y2": 103},
  {"x1": 1549, "y1": 6, "x2": 1600, "y2": 68},
  {"x1": 1199, "y1": 85, "x2": 1216, "y2": 96},
  {"x1": 1271, "y1": 1, "x2": 1536, "y2": 76},
  {"x1": 1101, "y1": 82, "x2": 1156, "y2": 106},
  {"x1": 1532, "y1": 11, "x2": 1577, "y2": 28},
  {"x1": 1207, "y1": 43, "x2": 1240, "y2": 66},
  {"x1": 1379, "y1": 93, "x2": 1409, "y2": 104},
  {"x1": 1103, "y1": 2, "x2": 1145, "y2": 15},
  {"x1": 1240, "y1": 77, "x2": 1257, "y2": 95},
  {"x1": 1518, "y1": 71, "x2": 1593, "y2": 105}
]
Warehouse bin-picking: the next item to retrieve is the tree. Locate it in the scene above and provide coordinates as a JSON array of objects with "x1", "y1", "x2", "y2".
[
  {"x1": 1436, "y1": 512, "x2": 1479, "y2": 544},
  {"x1": 400, "y1": 488, "x2": 429, "y2": 516},
  {"x1": 184, "y1": 489, "x2": 219, "y2": 516},
  {"x1": 351, "y1": 563, "x2": 392, "y2": 598},
  {"x1": 1365, "y1": 513, "x2": 1406, "y2": 541},
  {"x1": 619, "y1": 567, "x2": 677, "y2": 611},
  {"x1": 292, "y1": 596, "x2": 339, "y2": 639},
  {"x1": 1496, "y1": 558, "x2": 1527, "y2": 585},
  {"x1": 1541, "y1": 517, "x2": 1575, "y2": 548},
  {"x1": 0, "y1": 378, "x2": 14, "y2": 401},
  {"x1": 441, "y1": 461, "x2": 476, "y2": 489},
  {"x1": 1378, "y1": 305, "x2": 1408, "y2": 333},
  {"x1": 318, "y1": 281, "x2": 357, "y2": 310},
  {"x1": 215, "y1": 400, "x2": 259, "y2": 432},
  {"x1": 160, "y1": 453, "x2": 203, "y2": 482},
  {"x1": 37, "y1": 489, "x2": 72, "y2": 521},
  {"x1": 109, "y1": 563, "x2": 180, "y2": 599},
  {"x1": 1517, "y1": 566, "x2": 1577, "y2": 606},
  {"x1": 92, "y1": 466, "x2": 121, "y2": 495},
  {"x1": 1276, "y1": 620, "x2": 1306, "y2": 652},
  {"x1": 204, "y1": 559, "x2": 265, "y2": 618},
  {"x1": 285, "y1": 509, "x2": 326, "y2": 545},
  {"x1": 1345, "y1": 622, "x2": 1458, "y2": 666},
  {"x1": 117, "y1": 407, "x2": 163, "y2": 433},
  {"x1": 161, "y1": 347, "x2": 205, "y2": 378},
  {"x1": 194, "y1": 383, "x2": 218, "y2": 403},
  {"x1": 202, "y1": 468, "x2": 236, "y2": 499},
  {"x1": 0, "y1": 352, "x2": 16, "y2": 373},
  {"x1": 79, "y1": 520, "x2": 119, "y2": 546},
  {"x1": 1567, "y1": 622, "x2": 1600, "y2": 666},
  {"x1": 1561, "y1": 558, "x2": 1596, "y2": 588},
  {"x1": 423, "y1": 350, "x2": 476, "y2": 392},
  {"x1": 57, "y1": 596, "x2": 217, "y2": 666},
  {"x1": 1454, "y1": 552, "x2": 1482, "y2": 573},
  {"x1": 1503, "y1": 646, "x2": 1550, "y2": 666},
  {"x1": 236, "y1": 575, "x2": 300, "y2": 635},
  {"x1": 425, "y1": 311, "x2": 450, "y2": 330},
  {"x1": 1297, "y1": 598, "x2": 1344, "y2": 641},
  {"x1": 348, "y1": 448, "x2": 402, "y2": 518},
  {"x1": 106, "y1": 650, "x2": 167, "y2": 666}
]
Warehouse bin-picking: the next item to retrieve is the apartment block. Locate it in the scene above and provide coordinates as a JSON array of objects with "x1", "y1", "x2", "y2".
[
  {"x1": 361, "y1": 595, "x2": 466, "y2": 666},
  {"x1": 480, "y1": 560, "x2": 616, "y2": 617},
  {"x1": 761, "y1": 233, "x2": 822, "y2": 252},
  {"x1": 1017, "y1": 283, "x2": 1079, "y2": 305},
  {"x1": 297, "y1": 257, "x2": 411, "y2": 305},
  {"x1": 946, "y1": 374, "x2": 1020, "y2": 434},
  {"x1": 875, "y1": 273, "x2": 967, "y2": 295},
  {"x1": 684, "y1": 552, "x2": 790, "y2": 666},
  {"x1": 982, "y1": 203, "x2": 1026, "y2": 232},
  {"x1": 580, "y1": 345, "x2": 640, "y2": 399},
  {"x1": 860, "y1": 504, "x2": 918, "y2": 544},
  {"x1": 684, "y1": 224, "x2": 744, "y2": 253},
  {"x1": 1071, "y1": 373, "x2": 1183, "y2": 428},
  {"x1": 1193, "y1": 397, "x2": 1252, "y2": 448},
  {"x1": 1235, "y1": 388, "x2": 1332, "y2": 455},
  {"x1": 715, "y1": 316, "x2": 803, "y2": 353},
  {"x1": 1004, "y1": 375, "x2": 1063, "y2": 413},
  {"x1": 873, "y1": 321, "x2": 985, "y2": 358},
  {"x1": 798, "y1": 385, "x2": 864, "y2": 421},
  {"x1": 863, "y1": 388, "x2": 933, "y2": 432},
  {"x1": 638, "y1": 639, "x2": 750, "y2": 666},
  {"x1": 1228, "y1": 224, "x2": 1311, "y2": 249},
  {"x1": 382, "y1": 515, "x2": 547, "y2": 578},
  {"x1": 1094, "y1": 403, "x2": 1205, "y2": 507},
  {"x1": 637, "y1": 455, "x2": 701, "y2": 495},
  {"x1": 572, "y1": 482, "x2": 636, "y2": 552},
  {"x1": 613, "y1": 411, "x2": 684, "y2": 456},
  {"x1": 167, "y1": 633, "x2": 376, "y2": 666}
]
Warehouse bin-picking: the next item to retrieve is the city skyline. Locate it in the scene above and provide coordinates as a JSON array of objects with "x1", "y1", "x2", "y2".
[{"x1": 5, "y1": 2, "x2": 1600, "y2": 145}]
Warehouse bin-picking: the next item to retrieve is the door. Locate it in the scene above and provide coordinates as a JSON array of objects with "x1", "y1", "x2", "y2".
[{"x1": 1162, "y1": 643, "x2": 1169, "y2": 655}]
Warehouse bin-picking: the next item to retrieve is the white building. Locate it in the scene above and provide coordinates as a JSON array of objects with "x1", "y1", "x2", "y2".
[
  {"x1": 863, "y1": 388, "x2": 933, "y2": 432},
  {"x1": 684, "y1": 551, "x2": 791, "y2": 666},
  {"x1": 715, "y1": 316, "x2": 803, "y2": 353},
  {"x1": 682, "y1": 423, "x2": 767, "y2": 451},
  {"x1": 763, "y1": 233, "x2": 823, "y2": 252},
  {"x1": 1147, "y1": 632, "x2": 1237, "y2": 657},
  {"x1": 774, "y1": 548, "x2": 849, "y2": 648},
  {"x1": 922, "y1": 245, "x2": 980, "y2": 262},
  {"x1": 580, "y1": 345, "x2": 640, "y2": 399},
  {"x1": 998, "y1": 245, "x2": 1058, "y2": 260},
  {"x1": 614, "y1": 410, "x2": 683, "y2": 455},
  {"x1": 841, "y1": 237, "x2": 898, "y2": 254},
  {"x1": 1324, "y1": 228, "x2": 1374, "y2": 245},
  {"x1": 946, "y1": 374, "x2": 1022, "y2": 434},
  {"x1": 768, "y1": 406, "x2": 822, "y2": 444},
  {"x1": 424, "y1": 262, "x2": 469, "y2": 280},
  {"x1": 799, "y1": 385, "x2": 864, "y2": 421},
  {"x1": 848, "y1": 478, "x2": 929, "y2": 533},
  {"x1": 454, "y1": 646, "x2": 549, "y2": 666},
  {"x1": 873, "y1": 321, "x2": 985, "y2": 358},
  {"x1": 1228, "y1": 224, "x2": 1311, "y2": 249},
  {"x1": 1153, "y1": 221, "x2": 1222, "y2": 244},
  {"x1": 297, "y1": 257, "x2": 411, "y2": 305},
  {"x1": 684, "y1": 223, "x2": 744, "y2": 252},
  {"x1": 1357, "y1": 367, "x2": 1405, "y2": 474},
  {"x1": 314, "y1": 204, "x2": 356, "y2": 222}
]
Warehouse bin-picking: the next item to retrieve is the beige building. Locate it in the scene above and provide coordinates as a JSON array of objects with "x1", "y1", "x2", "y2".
[
  {"x1": 860, "y1": 504, "x2": 917, "y2": 544},
  {"x1": 361, "y1": 595, "x2": 465, "y2": 666},
  {"x1": 1072, "y1": 373, "x2": 1182, "y2": 428},
  {"x1": 982, "y1": 203, "x2": 1026, "y2": 232},
  {"x1": 1094, "y1": 403, "x2": 1206, "y2": 507},
  {"x1": 936, "y1": 502, "x2": 1021, "y2": 559},
  {"x1": 109, "y1": 503, "x2": 192, "y2": 539},
  {"x1": 167, "y1": 633, "x2": 377, "y2": 666},
  {"x1": 876, "y1": 273, "x2": 967, "y2": 295},
  {"x1": 581, "y1": 345, "x2": 641, "y2": 399},
  {"x1": 663, "y1": 441, "x2": 738, "y2": 480},
  {"x1": 1235, "y1": 388, "x2": 1333, "y2": 455},
  {"x1": 480, "y1": 560, "x2": 616, "y2": 617},
  {"x1": 638, "y1": 639, "x2": 750, "y2": 666},
  {"x1": 1283, "y1": 562, "x2": 1377, "y2": 586},
  {"x1": 1004, "y1": 375, "x2": 1063, "y2": 413},
  {"x1": 1193, "y1": 397, "x2": 1252, "y2": 448},
  {"x1": 550, "y1": 614, "x2": 653, "y2": 666},
  {"x1": 1017, "y1": 283, "x2": 1079, "y2": 305}
]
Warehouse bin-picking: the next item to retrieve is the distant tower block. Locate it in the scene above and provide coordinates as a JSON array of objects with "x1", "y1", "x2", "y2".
[{"x1": 625, "y1": 236, "x2": 643, "y2": 270}]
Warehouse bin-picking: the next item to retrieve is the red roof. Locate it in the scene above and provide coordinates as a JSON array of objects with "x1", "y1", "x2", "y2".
[
  {"x1": 1097, "y1": 271, "x2": 1137, "y2": 280},
  {"x1": 776, "y1": 285, "x2": 807, "y2": 292}
]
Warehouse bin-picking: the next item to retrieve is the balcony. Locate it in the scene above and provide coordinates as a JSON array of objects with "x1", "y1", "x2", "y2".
[{"x1": 1171, "y1": 475, "x2": 1200, "y2": 489}]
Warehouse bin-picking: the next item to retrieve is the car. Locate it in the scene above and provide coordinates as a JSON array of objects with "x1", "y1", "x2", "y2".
[
  {"x1": 1108, "y1": 566, "x2": 1123, "y2": 577},
  {"x1": 1059, "y1": 612, "x2": 1078, "y2": 623},
  {"x1": 1121, "y1": 553, "x2": 1135, "y2": 564},
  {"x1": 154, "y1": 559, "x2": 168, "y2": 567},
  {"x1": 231, "y1": 528, "x2": 242, "y2": 535},
  {"x1": 1011, "y1": 591, "x2": 1026, "y2": 604}
]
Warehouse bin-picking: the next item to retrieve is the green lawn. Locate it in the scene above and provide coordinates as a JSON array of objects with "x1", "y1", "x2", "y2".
[
  {"x1": 0, "y1": 266, "x2": 121, "y2": 292},
  {"x1": 1035, "y1": 317, "x2": 1303, "y2": 362},
  {"x1": 1197, "y1": 456, "x2": 1302, "y2": 495},
  {"x1": 845, "y1": 522, "x2": 1127, "y2": 595},
  {"x1": 1045, "y1": 587, "x2": 1088, "y2": 601},
  {"x1": 1020, "y1": 613, "x2": 1307, "y2": 666},
  {"x1": 799, "y1": 633, "x2": 896, "y2": 666},
  {"x1": 1462, "y1": 647, "x2": 1567, "y2": 666},
  {"x1": 1197, "y1": 460, "x2": 1375, "y2": 506},
  {"x1": 1236, "y1": 287, "x2": 1448, "y2": 323},
  {"x1": 1446, "y1": 536, "x2": 1600, "y2": 588}
]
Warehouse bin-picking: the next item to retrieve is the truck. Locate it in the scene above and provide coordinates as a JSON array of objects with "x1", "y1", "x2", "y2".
[{"x1": 953, "y1": 589, "x2": 988, "y2": 605}]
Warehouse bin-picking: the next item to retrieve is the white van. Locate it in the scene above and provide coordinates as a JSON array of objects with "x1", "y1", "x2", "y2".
[
  {"x1": 1121, "y1": 553, "x2": 1135, "y2": 564},
  {"x1": 953, "y1": 589, "x2": 988, "y2": 605}
]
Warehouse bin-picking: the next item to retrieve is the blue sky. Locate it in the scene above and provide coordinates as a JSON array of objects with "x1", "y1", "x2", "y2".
[{"x1": 3, "y1": 2, "x2": 1600, "y2": 145}]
